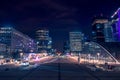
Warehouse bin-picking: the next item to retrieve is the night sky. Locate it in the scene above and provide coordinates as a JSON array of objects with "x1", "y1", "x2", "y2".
[{"x1": 0, "y1": 0, "x2": 119, "y2": 51}]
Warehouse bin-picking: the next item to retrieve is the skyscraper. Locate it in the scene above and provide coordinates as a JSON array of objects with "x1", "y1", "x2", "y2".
[
  {"x1": 92, "y1": 15, "x2": 108, "y2": 42},
  {"x1": 69, "y1": 32, "x2": 84, "y2": 54},
  {"x1": 111, "y1": 8, "x2": 120, "y2": 42},
  {"x1": 104, "y1": 22, "x2": 114, "y2": 42},
  {"x1": 36, "y1": 29, "x2": 52, "y2": 53}
]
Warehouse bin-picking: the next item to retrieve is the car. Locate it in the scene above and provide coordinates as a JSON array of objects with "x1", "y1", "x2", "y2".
[{"x1": 20, "y1": 61, "x2": 29, "y2": 66}]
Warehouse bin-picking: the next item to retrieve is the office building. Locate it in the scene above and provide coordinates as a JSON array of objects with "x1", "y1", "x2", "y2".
[
  {"x1": 0, "y1": 27, "x2": 37, "y2": 58},
  {"x1": 111, "y1": 8, "x2": 120, "y2": 42},
  {"x1": 36, "y1": 29, "x2": 52, "y2": 53},
  {"x1": 69, "y1": 31, "x2": 84, "y2": 53},
  {"x1": 63, "y1": 41, "x2": 70, "y2": 54},
  {"x1": 104, "y1": 22, "x2": 114, "y2": 42},
  {"x1": 92, "y1": 15, "x2": 109, "y2": 42}
]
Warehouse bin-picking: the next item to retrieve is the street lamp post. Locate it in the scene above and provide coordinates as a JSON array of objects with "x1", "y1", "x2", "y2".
[
  {"x1": 88, "y1": 54, "x2": 91, "y2": 64},
  {"x1": 20, "y1": 52, "x2": 24, "y2": 61},
  {"x1": 97, "y1": 53, "x2": 100, "y2": 64}
]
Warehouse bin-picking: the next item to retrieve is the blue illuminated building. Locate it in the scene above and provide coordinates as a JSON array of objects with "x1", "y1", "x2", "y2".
[
  {"x1": 118, "y1": 8, "x2": 120, "y2": 38},
  {"x1": 111, "y1": 8, "x2": 120, "y2": 42},
  {"x1": 104, "y1": 22, "x2": 114, "y2": 42},
  {"x1": 0, "y1": 27, "x2": 37, "y2": 58},
  {"x1": 92, "y1": 15, "x2": 108, "y2": 42}
]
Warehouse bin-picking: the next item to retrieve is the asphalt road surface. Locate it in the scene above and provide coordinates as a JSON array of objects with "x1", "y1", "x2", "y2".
[{"x1": 0, "y1": 57, "x2": 120, "y2": 80}]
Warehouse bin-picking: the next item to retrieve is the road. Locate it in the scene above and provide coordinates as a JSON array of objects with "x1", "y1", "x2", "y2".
[{"x1": 0, "y1": 56, "x2": 120, "y2": 80}]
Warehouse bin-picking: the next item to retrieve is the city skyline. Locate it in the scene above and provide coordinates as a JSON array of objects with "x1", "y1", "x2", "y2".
[
  {"x1": 0, "y1": 0, "x2": 119, "y2": 51},
  {"x1": 0, "y1": 1, "x2": 120, "y2": 80}
]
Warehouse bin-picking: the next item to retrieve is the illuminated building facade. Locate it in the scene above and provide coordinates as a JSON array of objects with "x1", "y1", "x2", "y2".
[
  {"x1": 92, "y1": 16, "x2": 108, "y2": 42},
  {"x1": 69, "y1": 32, "x2": 84, "y2": 53},
  {"x1": 36, "y1": 29, "x2": 52, "y2": 53},
  {"x1": 111, "y1": 8, "x2": 120, "y2": 42},
  {"x1": 104, "y1": 22, "x2": 114, "y2": 42},
  {"x1": 0, "y1": 27, "x2": 37, "y2": 58}
]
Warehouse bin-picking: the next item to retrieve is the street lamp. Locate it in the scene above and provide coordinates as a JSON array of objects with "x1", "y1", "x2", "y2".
[
  {"x1": 88, "y1": 54, "x2": 91, "y2": 63},
  {"x1": 97, "y1": 53, "x2": 100, "y2": 64},
  {"x1": 20, "y1": 52, "x2": 24, "y2": 60}
]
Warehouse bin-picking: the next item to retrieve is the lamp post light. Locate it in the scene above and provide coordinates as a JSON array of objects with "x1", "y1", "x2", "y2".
[
  {"x1": 88, "y1": 54, "x2": 91, "y2": 63},
  {"x1": 97, "y1": 53, "x2": 100, "y2": 64},
  {"x1": 20, "y1": 52, "x2": 24, "y2": 60}
]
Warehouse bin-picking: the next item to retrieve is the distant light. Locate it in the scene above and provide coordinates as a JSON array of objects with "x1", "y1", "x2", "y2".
[
  {"x1": 111, "y1": 12, "x2": 117, "y2": 18},
  {"x1": 35, "y1": 56, "x2": 40, "y2": 61},
  {"x1": 97, "y1": 26, "x2": 100, "y2": 29},
  {"x1": 111, "y1": 8, "x2": 120, "y2": 18},
  {"x1": 111, "y1": 16, "x2": 114, "y2": 18},
  {"x1": 37, "y1": 42, "x2": 39, "y2": 44},
  {"x1": 92, "y1": 31, "x2": 95, "y2": 34},
  {"x1": 48, "y1": 41, "x2": 52, "y2": 44}
]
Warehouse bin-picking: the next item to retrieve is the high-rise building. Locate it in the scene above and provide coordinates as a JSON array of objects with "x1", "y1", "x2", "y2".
[
  {"x1": 63, "y1": 41, "x2": 70, "y2": 54},
  {"x1": 69, "y1": 32, "x2": 84, "y2": 53},
  {"x1": 36, "y1": 29, "x2": 52, "y2": 53},
  {"x1": 111, "y1": 8, "x2": 120, "y2": 42},
  {"x1": 104, "y1": 22, "x2": 114, "y2": 42},
  {"x1": 92, "y1": 15, "x2": 108, "y2": 42},
  {"x1": 0, "y1": 27, "x2": 37, "y2": 58}
]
